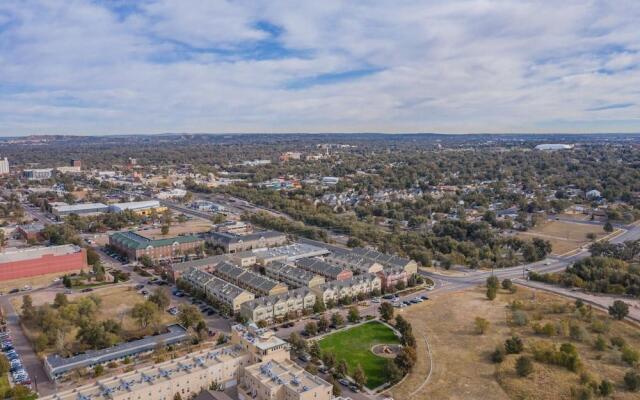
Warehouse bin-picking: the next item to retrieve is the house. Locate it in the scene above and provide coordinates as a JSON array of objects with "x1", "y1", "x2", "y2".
[{"x1": 181, "y1": 267, "x2": 254, "y2": 312}]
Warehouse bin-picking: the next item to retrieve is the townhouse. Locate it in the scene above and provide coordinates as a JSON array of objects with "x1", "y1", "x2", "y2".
[
  {"x1": 311, "y1": 273, "x2": 381, "y2": 304},
  {"x1": 263, "y1": 262, "x2": 325, "y2": 288},
  {"x1": 214, "y1": 262, "x2": 288, "y2": 297},
  {"x1": 240, "y1": 288, "x2": 316, "y2": 323},
  {"x1": 294, "y1": 257, "x2": 353, "y2": 281},
  {"x1": 181, "y1": 267, "x2": 255, "y2": 313}
]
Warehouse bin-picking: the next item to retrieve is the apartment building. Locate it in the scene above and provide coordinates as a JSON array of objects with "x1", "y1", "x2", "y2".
[
  {"x1": 240, "y1": 288, "x2": 316, "y2": 323},
  {"x1": 230, "y1": 324, "x2": 290, "y2": 364},
  {"x1": 376, "y1": 266, "x2": 409, "y2": 290},
  {"x1": 214, "y1": 262, "x2": 288, "y2": 297},
  {"x1": 263, "y1": 262, "x2": 325, "y2": 288},
  {"x1": 0, "y1": 157, "x2": 9, "y2": 175},
  {"x1": 239, "y1": 358, "x2": 332, "y2": 400},
  {"x1": 181, "y1": 267, "x2": 254, "y2": 313},
  {"x1": 109, "y1": 231, "x2": 204, "y2": 261},
  {"x1": 311, "y1": 273, "x2": 381, "y2": 304},
  {"x1": 324, "y1": 252, "x2": 384, "y2": 274},
  {"x1": 294, "y1": 257, "x2": 353, "y2": 281},
  {"x1": 206, "y1": 230, "x2": 287, "y2": 254},
  {"x1": 350, "y1": 247, "x2": 418, "y2": 275}
]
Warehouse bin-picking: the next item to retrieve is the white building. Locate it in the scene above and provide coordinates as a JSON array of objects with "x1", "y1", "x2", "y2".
[{"x1": 0, "y1": 157, "x2": 9, "y2": 175}]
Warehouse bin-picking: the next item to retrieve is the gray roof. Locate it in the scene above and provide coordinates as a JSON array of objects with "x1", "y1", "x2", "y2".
[
  {"x1": 0, "y1": 245, "x2": 82, "y2": 264},
  {"x1": 295, "y1": 257, "x2": 349, "y2": 279},
  {"x1": 215, "y1": 261, "x2": 285, "y2": 294},
  {"x1": 253, "y1": 243, "x2": 330, "y2": 262},
  {"x1": 317, "y1": 273, "x2": 379, "y2": 291},
  {"x1": 181, "y1": 267, "x2": 252, "y2": 303},
  {"x1": 242, "y1": 287, "x2": 315, "y2": 310},
  {"x1": 350, "y1": 247, "x2": 413, "y2": 269},
  {"x1": 45, "y1": 324, "x2": 188, "y2": 376},
  {"x1": 207, "y1": 230, "x2": 285, "y2": 245},
  {"x1": 172, "y1": 255, "x2": 227, "y2": 273},
  {"x1": 264, "y1": 262, "x2": 319, "y2": 285}
]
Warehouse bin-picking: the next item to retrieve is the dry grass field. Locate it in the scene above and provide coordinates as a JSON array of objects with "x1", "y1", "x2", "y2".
[
  {"x1": 389, "y1": 286, "x2": 640, "y2": 400},
  {"x1": 516, "y1": 220, "x2": 616, "y2": 255},
  {"x1": 0, "y1": 269, "x2": 83, "y2": 293}
]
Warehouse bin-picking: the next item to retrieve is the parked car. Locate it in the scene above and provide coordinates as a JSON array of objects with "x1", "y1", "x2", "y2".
[{"x1": 81, "y1": 288, "x2": 94, "y2": 293}]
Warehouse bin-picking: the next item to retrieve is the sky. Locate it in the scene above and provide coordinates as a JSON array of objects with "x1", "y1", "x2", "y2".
[{"x1": 0, "y1": 0, "x2": 639, "y2": 136}]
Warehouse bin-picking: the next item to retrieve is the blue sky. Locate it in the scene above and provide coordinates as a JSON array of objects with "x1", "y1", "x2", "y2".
[{"x1": 0, "y1": 0, "x2": 639, "y2": 135}]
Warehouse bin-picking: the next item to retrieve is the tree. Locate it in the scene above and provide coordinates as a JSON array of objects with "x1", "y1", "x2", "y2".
[
  {"x1": 131, "y1": 301, "x2": 159, "y2": 329},
  {"x1": 331, "y1": 312, "x2": 344, "y2": 327},
  {"x1": 336, "y1": 359, "x2": 348, "y2": 378},
  {"x1": 486, "y1": 286, "x2": 497, "y2": 300},
  {"x1": 515, "y1": 356, "x2": 533, "y2": 377},
  {"x1": 379, "y1": 302, "x2": 394, "y2": 322},
  {"x1": 94, "y1": 364, "x2": 105, "y2": 377},
  {"x1": 501, "y1": 278, "x2": 514, "y2": 291},
  {"x1": 327, "y1": 375, "x2": 341, "y2": 396},
  {"x1": 288, "y1": 332, "x2": 307, "y2": 354},
  {"x1": 313, "y1": 297, "x2": 326, "y2": 313},
  {"x1": 54, "y1": 292, "x2": 69, "y2": 308},
  {"x1": 149, "y1": 288, "x2": 170, "y2": 309},
  {"x1": 383, "y1": 359, "x2": 404, "y2": 384},
  {"x1": 178, "y1": 304, "x2": 204, "y2": 329},
  {"x1": 395, "y1": 346, "x2": 417, "y2": 373},
  {"x1": 486, "y1": 275, "x2": 499, "y2": 289},
  {"x1": 318, "y1": 315, "x2": 329, "y2": 332},
  {"x1": 161, "y1": 225, "x2": 170, "y2": 235},
  {"x1": 598, "y1": 379, "x2": 614, "y2": 396},
  {"x1": 347, "y1": 306, "x2": 360, "y2": 323},
  {"x1": 474, "y1": 317, "x2": 490, "y2": 334},
  {"x1": 624, "y1": 371, "x2": 640, "y2": 391},
  {"x1": 353, "y1": 363, "x2": 367, "y2": 389},
  {"x1": 304, "y1": 321, "x2": 318, "y2": 336},
  {"x1": 608, "y1": 300, "x2": 629, "y2": 320},
  {"x1": 309, "y1": 341, "x2": 321, "y2": 360},
  {"x1": 63, "y1": 274, "x2": 73, "y2": 288},
  {"x1": 322, "y1": 351, "x2": 336, "y2": 369},
  {"x1": 21, "y1": 295, "x2": 35, "y2": 320},
  {"x1": 505, "y1": 336, "x2": 524, "y2": 354},
  {"x1": 139, "y1": 255, "x2": 154, "y2": 268},
  {"x1": 604, "y1": 221, "x2": 613, "y2": 233}
]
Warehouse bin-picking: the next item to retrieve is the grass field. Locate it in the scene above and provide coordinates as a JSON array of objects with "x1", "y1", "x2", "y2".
[
  {"x1": 389, "y1": 286, "x2": 640, "y2": 400},
  {"x1": 319, "y1": 321, "x2": 400, "y2": 389},
  {"x1": 516, "y1": 220, "x2": 615, "y2": 255}
]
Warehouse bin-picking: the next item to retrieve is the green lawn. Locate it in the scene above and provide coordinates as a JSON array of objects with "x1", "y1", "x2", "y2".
[{"x1": 318, "y1": 321, "x2": 400, "y2": 389}]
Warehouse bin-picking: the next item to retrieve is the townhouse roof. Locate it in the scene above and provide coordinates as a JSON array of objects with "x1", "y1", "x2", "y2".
[
  {"x1": 350, "y1": 247, "x2": 413, "y2": 269},
  {"x1": 241, "y1": 287, "x2": 315, "y2": 310},
  {"x1": 216, "y1": 261, "x2": 286, "y2": 294},
  {"x1": 317, "y1": 273, "x2": 379, "y2": 291},
  {"x1": 294, "y1": 257, "x2": 349, "y2": 278},
  {"x1": 264, "y1": 262, "x2": 320, "y2": 284}
]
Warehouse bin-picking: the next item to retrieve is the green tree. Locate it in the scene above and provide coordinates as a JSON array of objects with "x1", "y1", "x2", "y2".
[
  {"x1": 131, "y1": 301, "x2": 159, "y2": 329},
  {"x1": 53, "y1": 292, "x2": 69, "y2": 308},
  {"x1": 379, "y1": 302, "x2": 394, "y2": 322},
  {"x1": 353, "y1": 363, "x2": 367, "y2": 389},
  {"x1": 309, "y1": 341, "x2": 321, "y2": 360},
  {"x1": 486, "y1": 286, "x2": 497, "y2": 300},
  {"x1": 515, "y1": 356, "x2": 533, "y2": 377},
  {"x1": 383, "y1": 359, "x2": 404, "y2": 384},
  {"x1": 148, "y1": 288, "x2": 171, "y2": 310},
  {"x1": 336, "y1": 359, "x2": 348, "y2": 378},
  {"x1": 161, "y1": 225, "x2": 170, "y2": 235},
  {"x1": 331, "y1": 312, "x2": 344, "y2": 327},
  {"x1": 317, "y1": 315, "x2": 329, "y2": 332},
  {"x1": 177, "y1": 304, "x2": 203, "y2": 329},
  {"x1": 21, "y1": 295, "x2": 35, "y2": 320},
  {"x1": 313, "y1": 297, "x2": 326, "y2": 313},
  {"x1": 347, "y1": 306, "x2": 360, "y2": 323},
  {"x1": 486, "y1": 275, "x2": 499, "y2": 289},
  {"x1": 608, "y1": 300, "x2": 629, "y2": 320},
  {"x1": 604, "y1": 221, "x2": 613, "y2": 233},
  {"x1": 304, "y1": 321, "x2": 318, "y2": 336},
  {"x1": 139, "y1": 255, "x2": 154, "y2": 268}
]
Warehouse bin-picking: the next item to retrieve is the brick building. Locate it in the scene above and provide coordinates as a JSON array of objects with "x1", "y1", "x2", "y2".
[
  {"x1": 109, "y1": 231, "x2": 204, "y2": 261},
  {"x1": 0, "y1": 245, "x2": 88, "y2": 281}
]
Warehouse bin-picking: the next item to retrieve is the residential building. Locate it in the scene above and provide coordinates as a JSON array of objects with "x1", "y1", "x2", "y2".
[
  {"x1": 376, "y1": 267, "x2": 409, "y2": 290},
  {"x1": 70, "y1": 159, "x2": 82, "y2": 168},
  {"x1": 263, "y1": 262, "x2": 325, "y2": 288},
  {"x1": 349, "y1": 247, "x2": 418, "y2": 275},
  {"x1": 252, "y1": 243, "x2": 329, "y2": 265},
  {"x1": 109, "y1": 231, "x2": 204, "y2": 261},
  {"x1": 109, "y1": 200, "x2": 167, "y2": 216},
  {"x1": 23, "y1": 168, "x2": 53, "y2": 180},
  {"x1": 239, "y1": 358, "x2": 332, "y2": 400},
  {"x1": 311, "y1": 273, "x2": 381, "y2": 304},
  {"x1": 16, "y1": 222, "x2": 45, "y2": 241},
  {"x1": 51, "y1": 202, "x2": 109, "y2": 219},
  {"x1": 44, "y1": 324, "x2": 189, "y2": 380},
  {"x1": 324, "y1": 252, "x2": 384, "y2": 274},
  {"x1": 214, "y1": 262, "x2": 288, "y2": 297},
  {"x1": 321, "y1": 176, "x2": 339, "y2": 185},
  {"x1": 193, "y1": 390, "x2": 233, "y2": 400},
  {"x1": 0, "y1": 157, "x2": 9, "y2": 175},
  {"x1": 294, "y1": 258, "x2": 353, "y2": 281},
  {"x1": 240, "y1": 288, "x2": 316, "y2": 323},
  {"x1": 206, "y1": 231, "x2": 287, "y2": 254},
  {"x1": 171, "y1": 255, "x2": 227, "y2": 280},
  {"x1": 0, "y1": 245, "x2": 88, "y2": 282},
  {"x1": 230, "y1": 324, "x2": 290, "y2": 364},
  {"x1": 181, "y1": 267, "x2": 254, "y2": 312}
]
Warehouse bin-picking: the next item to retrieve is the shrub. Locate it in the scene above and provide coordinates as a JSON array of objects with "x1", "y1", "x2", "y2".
[
  {"x1": 589, "y1": 319, "x2": 609, "y2": 334},
  {"x1": 491, "y1": 347, "x2": 505, "y2": 363},
  {"x1": 593, "y1": 336, "x2": 606, "y2": 351},
  {"x1": 474, "y1": 317, "x2": 490, "y2": 335},
  {"x1": 512, "y1": 310, "x2": 528, "y2": 327},
  {"x1": 505, "y1": 336, "x2": 524, "y2": 354},
  {"x1": 621, "y1": 346, "x2": 639, "y2": 366},
  {"x1": 569, "y1": 323, "x2": 588, "y2": 342},
  {"x1": 610, "y1": 336, "x2": 626, "y2": 348},
  {"x1": 598, "y1": 379, "x2": 614, "y2": 396},
  {"x1": 515, "y1": 356, "x2": 533, "y2": 377},
  {"x1": 624, "y1": 371, "x2": 640, "y2": 391}
]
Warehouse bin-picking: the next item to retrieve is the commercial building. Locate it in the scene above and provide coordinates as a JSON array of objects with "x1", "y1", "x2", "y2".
[
  {"x1": 0, "y1": 245, "x2": 88, "y2": 282},
  {"x1": 239, "y1": 358, "x2": 332, "y2": 400},
  {"x1": 40, "y1": 325, "x2": 330, "y2": 400},
  {"x1": 206, "y1": 231, "x2": 287, "y2": 254},
  {"x1": 16, "y1": 223, "x2": 45, "y2": 241},
  {"x1": 44, "y1": 324, "x2": 189, "y2": 380},
  {"x1": 240, "y1": 288, "x2": 316, "y2": 323},
  {"x1": 252, "y1": 243, "x2": 329, "y2": 265},
  {"x1": 214, "y1": 262, "x2": 288, "y2": 297},
  {"x1": 51, "y1": 202, "x2": 109, "y2": 219},
  {"x1": 181, "y1": 267, "x2": 255, "y2": 313},
  {"x1": 350, "y1": 247, "x2": 418, "y2": 274},
  {"x1": 0, "y1": 157, "x2": 9, "y2": 175},
  {"x1": 311, "y1": 273, "x2": 381, "y2": 304},
  {"x1": 109, "y1": 200, "x2": 167, "y2": 216},
  {"x1": 294, "y1": 258, "x2": 353, "y2": 281},
  {"x1": 23, "y1": 168, "x2": 53, "y2": 180},
  {"x1": 213, "y1": 221, "x2": 252, "y2": 235},
  {"x1": 192, "y1": 200, "x2": 226, "y2": 212},
  {"x1": 263, "y1": 262, "x2": 325, "y2": 288},
  {"x1": 109, "y1": 231, "x2": 204, "y2": 261}
]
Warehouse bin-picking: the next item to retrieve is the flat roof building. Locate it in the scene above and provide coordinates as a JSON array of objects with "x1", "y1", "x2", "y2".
[
  {"x1": 109, "y1": 200, "x2": 167, "y2": 216},
  {"x1": 16, "y1": 222, "x2": 45, "y2": 241},
  {"x1": 44, "y1": 324, "x2": 189, "y2": 380},
  {"x1": 252, "y1": 243, "x2": 329, "y2": 265},
  {"x1": 206, "y1": 230, "x2": 287, "y2": 254},
  {"x1": 0, "y1": 245, "x2": 87, "y2": 282},
  {"x1": 51, "y1": 202, "x2": 109, "y2": 219},
  {"x1": 23, "y1": 168, "x2": 52, "y2": 180}
]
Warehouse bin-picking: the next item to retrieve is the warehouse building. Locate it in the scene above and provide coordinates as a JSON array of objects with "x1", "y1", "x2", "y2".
[
  {"x1": 214, "y1": 262, "x2": 288, "y2": 297},
  {"x1": 240, "y1": 288, "x2": 316, "y2": 323},
  {"x1": 294, "y1": 257, "x2": 353, "y2": 281},
  {"x1": 0, "y1": 245, "x2": 88, "y2": 282},
  {"x1": 206, "y1": 230, "x2": 287, "y2": 253},
  {"x1": 51, "y1": 202, "x2": 109, "y2": 219},
  {"x1": 109, "y1": 200, "x2": 167, "y2": 216},
  {"x1": 44, "y1": 324, "x2": 189, "y2": 380},
  {"x1": 109, "y1": 231, "x2": 204, "y2": 261},
  {"x1": 263, "y1": 262, "x2": 325, "y2": 288}
]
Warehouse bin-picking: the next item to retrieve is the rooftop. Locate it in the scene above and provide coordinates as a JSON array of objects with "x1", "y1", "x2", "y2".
[
  {"x1": 252, "y1": 243, "x2": 329, "y2": 261},
  {"x1": 109, "y1": 200, "x2": 160, "y2": 211},
  {"x1": 208, "y1": 230, "x2": 285, "y2": 245},
  {"x1": 0, "y1": 245, "x2": 82, "y2": 264},
  {"x1": 244, "y1": 358, "x2": 329, "y2": 394},
  {"x1": 110, "y1": 231, "x2": 202, "y2": 250},
  {"x1": 51, "y1": 202, "x2": 108, "y2": 213}
]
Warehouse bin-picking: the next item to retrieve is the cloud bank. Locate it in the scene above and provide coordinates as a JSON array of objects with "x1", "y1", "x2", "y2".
[{"x1": 0, "y1": 0, "x2": 639, "y2": 135}]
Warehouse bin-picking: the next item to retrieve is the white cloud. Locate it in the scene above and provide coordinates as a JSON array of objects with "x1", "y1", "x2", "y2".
[{"x1": 0, "y1": 0, "x2": 638, "y2": 134}]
